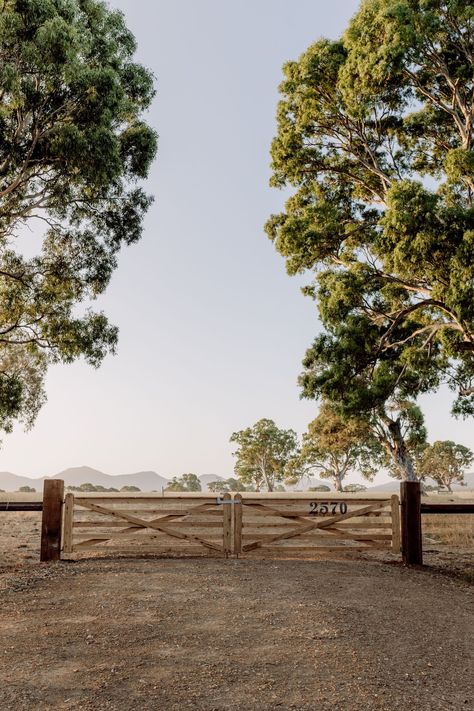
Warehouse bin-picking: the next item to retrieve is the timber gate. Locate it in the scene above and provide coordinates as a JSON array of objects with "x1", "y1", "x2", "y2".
[
  {"x1": 62, "y1": 493, "x2": 232, "y2": 558},
  {"x1": 61, "y1": 492, "x2": 400, "y2": 559},
  {"x1": 234, "y1": 493, "x2": 400, "y2": 556}
]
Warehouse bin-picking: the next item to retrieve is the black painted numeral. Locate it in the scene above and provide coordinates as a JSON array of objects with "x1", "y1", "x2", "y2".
[{"x1": 309, "y1": 502, "x2": 348, "y2": 515}]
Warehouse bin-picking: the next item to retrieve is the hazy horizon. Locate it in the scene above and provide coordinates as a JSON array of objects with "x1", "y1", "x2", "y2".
[{"x1": 1, "y1": 0, "x2": 473, "y2": 482}]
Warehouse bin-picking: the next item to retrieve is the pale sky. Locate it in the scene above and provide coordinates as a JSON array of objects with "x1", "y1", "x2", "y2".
[{"x1": 2, "y1": 0, "x2": 472, "y2": 480}]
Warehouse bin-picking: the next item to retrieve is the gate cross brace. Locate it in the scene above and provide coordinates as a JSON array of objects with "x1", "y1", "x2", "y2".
[
  {"x1": 241, "y1": 499, "x2": 390, "y2": 552},
  {"x1": 74, "y1": 499, "x2": 223, "y2": 552}
]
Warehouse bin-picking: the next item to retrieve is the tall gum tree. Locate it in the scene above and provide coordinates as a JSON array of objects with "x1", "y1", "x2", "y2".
[
  {"x1": 418, "y1": 439, "x2": 473, "y2": 491},
  {"x1": 266, "y1": 0, "x2": 474, "y2": 480},
  {"x1": 0, "y1": 0, "x2": 157, "y2": 435},
  {"x1": 286, "y1": 402, "x2": 382, "y2": 491},
  {"x1": 230, "y1": 418, "x2": 300, "y2": 492}
]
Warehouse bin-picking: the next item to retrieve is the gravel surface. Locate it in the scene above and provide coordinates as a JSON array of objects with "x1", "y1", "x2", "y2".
[{"x1": 0, "y1": 556, "x2": 473, "y2": 710}]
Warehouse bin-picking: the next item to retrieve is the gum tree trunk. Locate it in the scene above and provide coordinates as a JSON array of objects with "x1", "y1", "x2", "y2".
[{"x1": 387, "y1": 418, "x2": 417, "y2": 482}]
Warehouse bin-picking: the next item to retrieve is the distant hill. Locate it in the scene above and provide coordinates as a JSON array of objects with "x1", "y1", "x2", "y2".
[
  {"x1": 369, "y1": 481, "x2": 399, "y2": 493},
  {"x1": 0, "y1": 468, "x2": 233, "y2": 493},
  {"x1": 370, "y1": 471, "x2": 474, "y2": 492},
  {"x1": 0, "y1": 467, "x2": 170, "y2": 492},
  {"x1": 51, "y1": 467, "x2": 169, "y2": 491},
  {"x1": 0, "y1": 472, "x2": 44, "y2": 492},
  {"x1": 2, "y1": 466, "x2": 471, "y2": 493}
]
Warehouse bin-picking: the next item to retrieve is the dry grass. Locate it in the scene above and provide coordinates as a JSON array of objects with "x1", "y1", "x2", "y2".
[
  {"x1": 422, "y1": 513, "x2": 474, "y2": 546},
  {"x1": 421, "y1": 493, "x2": 474, "y2": 547}
]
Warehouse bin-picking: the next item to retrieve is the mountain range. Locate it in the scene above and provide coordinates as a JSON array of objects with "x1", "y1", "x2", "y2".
[
  {"x1": 0, "y1": 466, "x2": 205, "y2": 492},
  {"x1": 0, "y1": 467, "x2": 329, "y2": 493},
  {"x1": 0, "y1": 466, "x2": 472, "y2": 492}
]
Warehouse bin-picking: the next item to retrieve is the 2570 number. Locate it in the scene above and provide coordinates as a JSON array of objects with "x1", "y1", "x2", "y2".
[{"x1": 309, "y1": 502, "x2": 348, "y2": 515}]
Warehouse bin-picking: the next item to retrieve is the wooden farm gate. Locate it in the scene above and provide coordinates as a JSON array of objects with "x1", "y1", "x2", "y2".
[
  {"x1": 62, "y1": 493, "x2": 232, "y2": 558},
  {"x1": 60, "y1": 492, "x2": 400, "y2": 559},
  {"x1": 233, "y1": 493, "x2": 401, "y2": 556}
]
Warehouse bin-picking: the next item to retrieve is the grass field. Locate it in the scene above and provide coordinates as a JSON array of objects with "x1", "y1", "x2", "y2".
[
  {"x1": 422, "y1": 513, "x2": 474, "y2": 545},
  {"x1": 421, "y1": 493, "x2": 474, "y2": 546}
]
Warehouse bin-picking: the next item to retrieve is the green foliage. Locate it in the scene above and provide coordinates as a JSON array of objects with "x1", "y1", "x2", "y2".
[
  {"x1": 287, "y1": 402, "x2": 382, "y2": 491},
  {"x1": 66, "y1": 483, "x2": 119, "y2": 492},
  {"x1": 18, "y1": 485, "x2": 36, "y2": 492},
  {"x1": 267, "y1": 0, "x2": 474, "y2": 476},
  {"x1": 308, "y1": 485, "x2": 331, "y2": 492},
  {"x1": 0, "y1": 0, "x2": 157, "y2": 435},
  {"x1": 418, "y1": 439, "x2": 473, "y2": 491},
  {"x1": 120, "y1": 485, "x2": 141, "y2": 492},
  {"x1": 343, "y1": 483, "x2": 367, "y2": 493},
  {"x1": 166, "y1": 473, "x2": 201, "y2": 492},
  {"x1": 207, "y1": 477, "x2": 247, "y2": 493},
  {"x1": 230, "y1": 418, "x2": 300, "y2": 492}
]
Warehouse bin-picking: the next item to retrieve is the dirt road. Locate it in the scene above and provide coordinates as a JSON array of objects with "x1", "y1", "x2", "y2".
[{"x1": 0, "y1": 557, "x2": 473, "y2": 710}]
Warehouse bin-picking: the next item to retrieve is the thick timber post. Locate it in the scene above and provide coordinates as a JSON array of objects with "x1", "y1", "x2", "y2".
[
  {"x1": 40, "y1": 479, "x2": 65, "y2": 562},
  {"x1": 400, "y1": 481, "x2": 422, "y2": 565}
]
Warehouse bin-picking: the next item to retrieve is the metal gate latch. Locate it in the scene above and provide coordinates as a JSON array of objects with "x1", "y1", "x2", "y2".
[{"x1": 216, "y1": 497, "x2": 241, "y2": 505}]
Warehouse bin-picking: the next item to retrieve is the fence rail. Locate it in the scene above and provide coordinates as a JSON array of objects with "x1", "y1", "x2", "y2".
[
  {"x1": 420, "y1": 503, "x2": 474, "y2": 515},
  {"x1": 0, "y1": 502, "x2": 43, "y2": 512}
]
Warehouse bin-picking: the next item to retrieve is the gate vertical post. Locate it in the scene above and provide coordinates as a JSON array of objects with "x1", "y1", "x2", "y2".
[
  {"x1": 234, "y1": 494, "x2": 242, "y2": 556},
  {"x1": 40, "y1": 479, "x2": 65, "y2": 562},
  {"x1": 400, "y1": 481, "x2": 422, "y2": 565},
  {"x1": 390, "y1": 494, "x2": 401, "y2": 553},
  {"x1": 62, "y1": 493, "x2": 75, "y2": 557},
  {"x1": 223, "y1": 493, "x2": 232, "y2": 558}
]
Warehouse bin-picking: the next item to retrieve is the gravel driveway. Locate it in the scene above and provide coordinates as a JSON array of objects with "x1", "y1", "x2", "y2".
[{"x1": 0, "y1": 557, "x2": 473, "y2": 710}]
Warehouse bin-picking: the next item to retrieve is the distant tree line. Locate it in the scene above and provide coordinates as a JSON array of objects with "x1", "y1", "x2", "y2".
[
  {"x1": 227, "y1": 418, "x2": 473, "y2": 493},
  {"x1": 66, "y1": 484, "x2": 141, "y2": 492}
]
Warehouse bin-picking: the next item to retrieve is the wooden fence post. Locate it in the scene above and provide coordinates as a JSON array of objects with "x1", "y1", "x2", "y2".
[
  {"x1": 234, "y1": 494, "x2": 242, "y2": 556},
  {"x1": 400, "y1": 481, "x2": 422, "y2": 565},
  {"x1": 223, "y1": 493, "x2": 232, "y2": 558},
  {"x1": 40, "y1": 479, "x2": 65, "y2": 562}
]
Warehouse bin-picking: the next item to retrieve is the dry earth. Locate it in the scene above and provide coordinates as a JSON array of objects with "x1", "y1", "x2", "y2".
[{"x1": 0, "y1": 514, "x2": 473, "y2": 710}]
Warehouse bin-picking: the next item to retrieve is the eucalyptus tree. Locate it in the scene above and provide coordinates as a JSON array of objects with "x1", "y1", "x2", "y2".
[
  {"x1": 0, "y1": 0, "x2": 157, "y2": 435},
  {"x1": 418, "y1": 440, "x2": 473, "y2": 491},
  {"x1": 207, "y1": 478, "x2": 247, "y2": 493},
  {"x1": 166, "y1": 473, "x2": 202, "y2": 492},
  {"x1": 286, "y1": 402, "x2": 382, "y2": 491},
  {"x1": 230, "y1": 418, "x2": 300, "y2": 492},
  {"x1": 266, "y1": 0, "x2": 473, "y2": 479}
]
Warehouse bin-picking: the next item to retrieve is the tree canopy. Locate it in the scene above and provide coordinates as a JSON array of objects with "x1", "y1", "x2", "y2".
[
  {"x1": 418, "y1": 439, "x2": 473, "y2": 491},
  {"x1": 266, "y1": 0, "x2": 474, "y2": 478},
  {"x1": 286, "y1": 402, "x2": 382, "y2": 491},
  {"x1": 0, "y1": 0, "x2": 157, "y2": 435},
  {"x1": 207, "y1": 477, "x2": 247, "y2": 493},
  {"x1": 230, "y1": 418, "x2": 299, "y2": 492},
  {"x1": 166, "y1": 473, "x2": 202, "y2": 492}
]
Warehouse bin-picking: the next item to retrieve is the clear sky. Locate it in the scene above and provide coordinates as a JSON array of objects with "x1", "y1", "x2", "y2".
[{"x1": 2, "y1": 0, "x2": 472, "y2": 480}]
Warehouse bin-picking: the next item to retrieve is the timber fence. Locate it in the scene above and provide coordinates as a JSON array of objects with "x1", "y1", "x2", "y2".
[
  {"x1": 400, "y1": 481, "x2": 474, "y2": 565},
  {"x1": 54, "y1": 482, "x2": 401, "y2": 560},
  {"x1": 1, "y1": 480, "x2": 472, "y2": 564}
]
